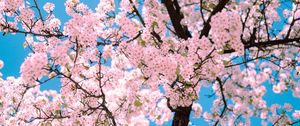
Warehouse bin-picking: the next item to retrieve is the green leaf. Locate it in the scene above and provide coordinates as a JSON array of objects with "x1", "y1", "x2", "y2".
[
  {"x1": 79, "y1": 74, "x2": 86, "y2": 79},
  {"x1": 83, "y1": 65, "x2": 89, "y2": 70},
  {"x1": 249, "y1": 97, "x2": 253, "y2": 104},
  {"x1": 55, "y1": 110, "x2": 61, "y2": 115},
  {"x1": 134, "y1": 100, "x2": 143, "y2": 107},
  {"x1": 139, "y1": 39, "x2": 146, "y2": 47},
  {"x1": 178, "y1": 74, "x2": 184, "y2": 82},
  {"x1": 188, "y1": 93, "x2": 193, "y2": 97},
  {"x1": 156, "y1": 115, "x2": 161, "y2": 120},
  {"x1": 75, "y1": 120, "x2": 80, "y2": 124},
  {"x1": 217, "y1": 49, "x2": 224, "y2": 54},
  {"x1": 137, "y1": 63, "x2": 143, "y2": 68},
  {"x1": 185, "y1": 82, "x2": 193, "y2": 88},
  {"x1": 152, "y1": 21, "x2": 158, "y2": 28},
  {"x1": 12, "y1": 97, "x2": 16, "y2": 103},
  {"x1": 222, "y1": 60, "x2": 231, "y2": 66},
  {"x1": 208, "y1": 3, "x2": 216, "y2": 9},
  {"x1": 45, "y1": 122, "x2": 52, "y2": 126},
  {"x1": 175, "y1": 66, "x2": 180, "y2": 76},
  {"x1": 23, "y1": 41, "x2": 27, "y2": 48},
  {"x1": 223, "y1": 43, "x2": 232, "y2": 50},
  {"x1": 202, "y1": 1, "x2": 214, "y2": 11},
  {"x1": 48, "y1": 72, "x2": 56, "y2": 79}
]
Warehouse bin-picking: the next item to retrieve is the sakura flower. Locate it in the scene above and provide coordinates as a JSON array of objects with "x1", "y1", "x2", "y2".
[
  {"x1": 272, "y1": 85, "x2": 282, "y2": 94},
  {"x1": 192, "y1": 103, "x2": 202, "y2": 118},
  {"x1": 292, "y1": 110, "x2": 300, "y2": 119},
  {"x1": 0, "y1": 60, "x2": 3, "y2": 69},
  {"x1": 43, "y1": 2, "x2": 55, "y2": 13}
]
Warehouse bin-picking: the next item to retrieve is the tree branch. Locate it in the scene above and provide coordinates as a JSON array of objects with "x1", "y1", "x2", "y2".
[
  {"x1": 214, "y1": 77, "x2": 228, "y2": 126},
  {"x1": 163, "y1": 0, "x2": 191, "y2": 40},
  {"x1": 199, "y1": 0, "x2": 230, "y2": 38}
]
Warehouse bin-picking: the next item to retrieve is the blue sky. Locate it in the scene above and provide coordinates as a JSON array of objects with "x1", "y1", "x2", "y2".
[{"x1": 0, "y1": 0, "x2": 299, "y2": 126}]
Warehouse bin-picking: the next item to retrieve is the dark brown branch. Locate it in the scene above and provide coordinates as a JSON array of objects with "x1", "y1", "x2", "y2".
[
  {"x1": 200, "y1": 0, "x2": 206, "y2": 24},
  {"x1": 245, "y1": 37, "x2": 300, "y2": 48},
  {"x1": 214, "y1": 77, "x2": 228, "y2": 126},
  {"x1": 272, "y1": 114, "x2": 285, "y2": 126},
  {"x1": 163, "y1": 0, "x2": 191, "y2": 40},
  {"x1": 73, "y1": 38, "x2": 79, "y2": 64},
  {"x1": 0, "y1": 23, "x2": 65, "y2": 38},
  {"x1": 14, "y1": 86, "x2": 30, "y2": 113},
  {"x1": 290, "y1": 120, "x2": 300, "y2": 125},
  {"x1": 285, "y1": 4, "x2": 300, "y2": 39},
  {"x1": 97, "y1": 31, "x2": 142, "y2": 46},
  {"x1": 97, "y1": 52, "x2": 117, "y2": 126},
  {"x1": 225, "y1": 55, "x2": 267, "y2": 68},
  {"x1": 171, "y1": 105, "x2": 192, "y2": 126},
  {"x1": 222, "y1": 37, "x2": 300, "y2": 54},
  {"x1": 129, "y1": 1, "x2": 163, "y2": 43},
  {"x1": 53, "y1": 69, "x2": 100, "y2": 98},
  {"x1": 166, "y1": 98, "x2": 176, "y2": 112},
  {"x1": 199, "y1": 0, "x2": 230, "y2": 38},
  {"x1": 129, "y1": 0, "x2": 145, "y2": 27},
  {"x1": 261, "y1": 1, "x2": 271, "y2": 42},
  {"x1": 33, "y1": 0, "x2": 44, "y2": 22}
]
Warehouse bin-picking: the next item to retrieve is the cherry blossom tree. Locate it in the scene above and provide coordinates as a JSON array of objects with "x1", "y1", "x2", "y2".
[{"x1": 1, "y1": 0, "x2": 300, "y2": 125}]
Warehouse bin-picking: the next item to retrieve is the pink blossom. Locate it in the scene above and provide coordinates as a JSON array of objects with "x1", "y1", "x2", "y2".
[
  {"x1": 43, "y1": 2, "x2": 55, "y2": 13},
  {"x1": 0, "y1": 60, "x2": 3, "y2": 69},
  {"x1": 192, "y1": 103, "x2": 202, "y2": 118},
  {"x1": 293, "y1": 110, "x2": 300, "y2": 119}
]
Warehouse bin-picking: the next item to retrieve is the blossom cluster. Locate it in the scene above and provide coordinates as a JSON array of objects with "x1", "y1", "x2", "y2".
[
  {"x1": 210, "y1": 10, "x2": 244, "y2": 55},
  {"x1": 0, "y1": 0, "x2": 300, "y2": 126},
  {"x1": 43, "y1": 2, "x2": 55, "y2": 13},
  {"x1": 20, "y1": 53, "x2": 48, "y2": 85}
]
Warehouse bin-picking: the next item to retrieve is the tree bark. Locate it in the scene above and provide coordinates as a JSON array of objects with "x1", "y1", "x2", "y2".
[
  {"x1": 162, "y1": 0, "x2": 193, "y2": 125},
  {"x1": 162, "y1": 0, "x2": 230, "y2": 126},
  {"x1": 172, "y1": 106, "x2": 192, "y2": 126},
  {"x1": 162, "y1": 0, "x2": 191, "y2": 40},
  {"x1": 200, "y1": 0, "x2": 230, "y2": 38}
]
